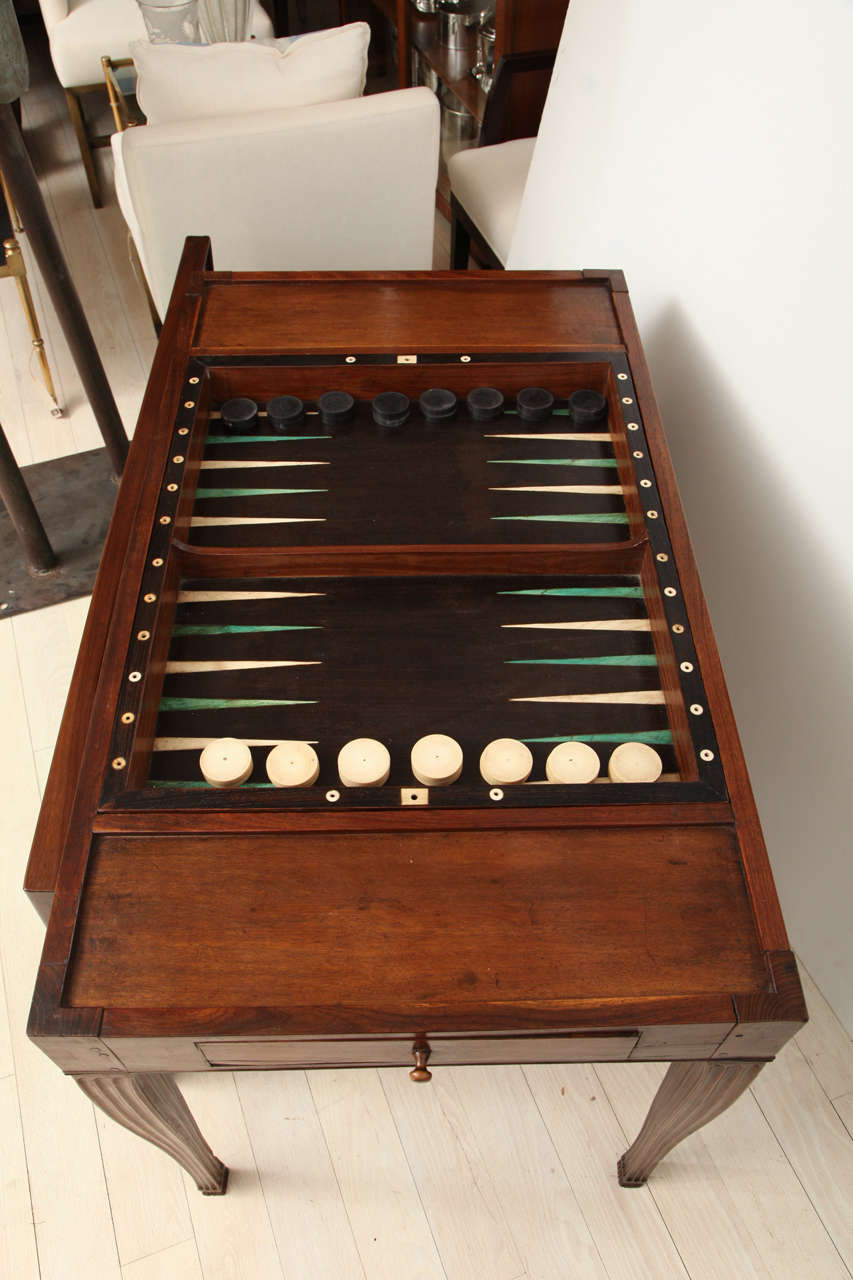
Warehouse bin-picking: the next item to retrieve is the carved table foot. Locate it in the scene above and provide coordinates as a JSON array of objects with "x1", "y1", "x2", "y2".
[
  {"x1": 618, "y1": 1058, "x2": 765, "y2": 1187},
  {"x1": 75, "y1": 1072, "x2": 229, "y2": 1194}
]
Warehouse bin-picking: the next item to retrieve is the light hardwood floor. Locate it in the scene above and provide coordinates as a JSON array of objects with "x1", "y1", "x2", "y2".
[{"x1": 2, "y1": 27, "x2": 852, "y2": 1280}]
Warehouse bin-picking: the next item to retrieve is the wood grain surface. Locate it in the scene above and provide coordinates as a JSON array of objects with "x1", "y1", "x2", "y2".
[
  {"x1": 192, "y1": 273, "x2": 617, "y2": 355},
  {"x1": 66, "y1": 825, "x2": 766, "y2": 1016}
]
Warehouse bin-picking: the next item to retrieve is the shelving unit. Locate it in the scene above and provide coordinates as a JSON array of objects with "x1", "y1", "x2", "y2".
[
  {"x1": 408, "y1": 7, "x2": 486, "y2": 122},
  {"x1": 369, "y1": 0, "x2": 568, "y2": 105}
]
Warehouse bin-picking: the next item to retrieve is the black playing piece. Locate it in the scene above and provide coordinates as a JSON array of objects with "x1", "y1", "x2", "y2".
[
  {"x1": 516, "y1": 387, "x2": 555, "y2": 423},
  {"x1": 568, "y1": 388, "x2": 608, "y2": 426},
  {"x1": 317, "y1": 390, "x2": 356, "y2": 432},
  {"x1": 219, "y1": 397, "x2": 258, "y2": 434},
  {"x1": 266, "y1": 395, "x2": 305, "y2": 432},
  {"x1": 371, "y1": 391, "x2": 411, "y2": 429},
  {"x1": 466, "y1": 386, "x2": 505, "y2": 422},
  {"x1": 419, "y1": 388, "x2": 458, "y2": 423}
]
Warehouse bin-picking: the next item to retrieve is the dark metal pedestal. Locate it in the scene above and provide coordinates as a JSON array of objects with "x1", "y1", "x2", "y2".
[
  {"x1": 0, "y1": 101, "x2": 128, "y2": 477},
  {"x1": 0, "y1": 447, "x2": 115, "y2": 616}
]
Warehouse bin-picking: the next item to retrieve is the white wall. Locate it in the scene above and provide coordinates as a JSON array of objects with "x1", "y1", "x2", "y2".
[{"x1": 510, "y1": 0, "x2": 853, "y2": 1030}]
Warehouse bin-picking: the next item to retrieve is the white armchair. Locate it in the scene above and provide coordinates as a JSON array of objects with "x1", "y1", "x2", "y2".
[
  {"x1": 36, "y1": 0, "x2": 274, "y2": 206},
  {"x1": 112, "y1": 86, "x2": 440, "y2": 319}
]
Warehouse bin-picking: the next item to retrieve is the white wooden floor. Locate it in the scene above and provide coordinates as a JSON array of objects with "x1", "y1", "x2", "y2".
[{"x1": 2, "y1": 28, "x2": 853, "y2": 1280}]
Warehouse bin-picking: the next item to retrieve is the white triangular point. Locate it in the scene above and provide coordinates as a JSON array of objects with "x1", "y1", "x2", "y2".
[
  {"x1": 511, "y1": 691, "x2": 665, "y2": 704},
  {"x1": 164, "y1": 660, "x2": 321, "y2": 673},
  {"x1": 502, "y1": 620, "x2": 651, "y2": 631},
  {"x1": 489, "y1": 484, "x2": 623, "y2": 495},
  {"x1": 177, "y1": 591, "x2": 324, "y2": 602},
  {"x1": 484, "y1": 433, "x2": 612, "y2": 442},
  {"x1": 200, "y1": 459, "x2": 329, "y2": 469},
  {"x1": 190, "y1": 517, "x2": 325, "y2": 527}
]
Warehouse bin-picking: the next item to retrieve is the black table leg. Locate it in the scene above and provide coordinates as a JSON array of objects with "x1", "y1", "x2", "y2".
[
  {"x1": 0, "y1": 420, "x2": 56, "y2": 573},
  {"x1": 0, "y1": 102, "x2": 128, "y2": 478}
]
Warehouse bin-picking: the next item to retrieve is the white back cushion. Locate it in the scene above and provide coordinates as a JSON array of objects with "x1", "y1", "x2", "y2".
[{"x1": 131, "y1": 22, "x2": 370, "y2": 124}]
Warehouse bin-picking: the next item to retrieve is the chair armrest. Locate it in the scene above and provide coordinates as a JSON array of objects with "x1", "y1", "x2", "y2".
[
  {"x1": 102, "y1": 55, "x2": 140, "y2": 133},
  {"x1": 36, "y1": 0, "x2": 69, "y2": 36},
  {"x1": 479, "y1": 48, "x2": 557, "y2": 149}
]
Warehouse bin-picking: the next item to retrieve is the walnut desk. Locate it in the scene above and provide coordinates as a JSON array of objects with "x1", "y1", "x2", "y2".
[{"x1": 26, "y1": 240, "x2": 806, "y2": 1194}]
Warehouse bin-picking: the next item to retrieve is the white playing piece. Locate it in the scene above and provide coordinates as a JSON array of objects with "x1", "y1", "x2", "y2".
[
  {"x1": 411, "y1": 733, "x2": 463, "y2": 786},
  {"x1": 608, "y1": 741, "x2": 663, "y2": 783},
  {"x1": 266, "y1": 741, "x2": 320, "y2": 787},
  {"x1": 199, "y1": 737, "x2": 253, "y2": 787},
  {"x1": 479, "y1": 738, "x2": 533, "y2": 785},
  {"x1": 337, "y1": 738, "x2": 391, "y2": 787},
  {"x1": 545, "y1": 740, "x2": 601, "y2": 784}
]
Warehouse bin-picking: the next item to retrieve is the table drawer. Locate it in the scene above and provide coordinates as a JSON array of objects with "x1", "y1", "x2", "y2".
[
  {"x1": 198, "y1": 1032, "x2": 637, "y2": 1070},
  {"x1": 199, "y1": 1039, "x2": 413, "y2": 1068},
  {"x1": 428, "y1": 1033, "x2": 638, "y2": 1065}
]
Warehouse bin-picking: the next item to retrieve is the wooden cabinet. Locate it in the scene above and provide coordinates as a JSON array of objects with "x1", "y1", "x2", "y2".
[
  {"x1": 376, "y1": 0, "x2": 570, "y2": 122},
  {"x1": 492, "y1": 0, "x2": 570, "y2": 66}
]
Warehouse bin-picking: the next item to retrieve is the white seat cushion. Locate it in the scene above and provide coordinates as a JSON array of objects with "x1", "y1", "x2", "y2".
[
  {"x1": 47, "y1": 0, "x2": 273, "y2": 88},
  {"x1": 447, "y1": 137, "x2": 536, "y2": 265}
]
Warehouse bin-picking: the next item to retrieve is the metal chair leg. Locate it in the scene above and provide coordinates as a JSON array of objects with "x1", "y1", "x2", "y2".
[
  {"x1": 1, "y1": 174, "x2": 63, "y2": 415},
  {"x1": 4, "y1": 238, "x2": 63, "y2": 414},
  {"x1": 65, "y1": 88, "x2": 102, "y2": 208}
]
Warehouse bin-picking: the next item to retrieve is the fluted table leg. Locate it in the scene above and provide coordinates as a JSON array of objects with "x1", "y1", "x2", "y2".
[
  {"x1": 76, "y1": 1072, "x2": 228, "y2": 1194},
  {"x1": 618, "y1": 1059, "x2": 765, "y2": 1187}
]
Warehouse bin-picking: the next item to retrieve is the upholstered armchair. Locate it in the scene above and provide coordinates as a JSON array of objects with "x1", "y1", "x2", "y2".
[{"x1": 36, "y1": 0, "x2": 273, "y2": 206}]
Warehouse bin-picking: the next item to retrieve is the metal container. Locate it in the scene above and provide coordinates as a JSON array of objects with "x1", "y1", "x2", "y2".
[
  {"x1": 411, "y1": 46, "x2": 440, "y2": 93},
  {"x1": 440, "y1": 82, "x2": 478, "y2": 165},
  {"x1": 476, "y1": 22, "x2": 495, "y2": 75},
  {"x1": 414, "y1": 0, "x2": 436, "y2": 11},
  {"x1": 438, "y1": 0, "x2": 476, "y2": 49},
  {"x1": 438, "y1": 8, "x2": 468, "y2": 49}
]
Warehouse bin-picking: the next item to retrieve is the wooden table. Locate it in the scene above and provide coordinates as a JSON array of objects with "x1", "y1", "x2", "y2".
[{"x1": 26, "y1": 241, "x2": 806, "y2": 1195}]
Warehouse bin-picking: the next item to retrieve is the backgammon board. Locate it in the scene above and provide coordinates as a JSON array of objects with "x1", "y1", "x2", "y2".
[{"x1": 26, "y1": 242, "x2": 805, "y2": 1194}]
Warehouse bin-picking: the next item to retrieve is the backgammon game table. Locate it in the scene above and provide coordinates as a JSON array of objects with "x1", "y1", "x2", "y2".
[{"x1": 26, "y1": 240, "x2": 806, "y2": 1194}]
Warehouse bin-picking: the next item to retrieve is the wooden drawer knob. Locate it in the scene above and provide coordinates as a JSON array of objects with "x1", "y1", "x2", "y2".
[{"x1": 410, "y1": 1046, "x2": 432, "y2": 1082}]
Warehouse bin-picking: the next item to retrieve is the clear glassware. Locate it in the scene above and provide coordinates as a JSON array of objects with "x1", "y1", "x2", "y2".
[
  {"x1": 197, "y1": 0, "x2": 253, "y2": 43},
  {"x1": 137, "y1": 0, "x2": 202, "y2": 44}
]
